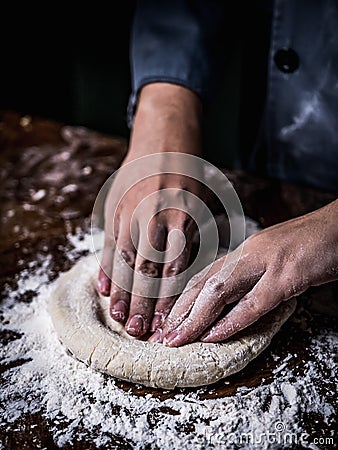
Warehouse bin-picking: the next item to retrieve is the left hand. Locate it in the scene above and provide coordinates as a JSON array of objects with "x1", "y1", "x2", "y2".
[{"x1": 149, "y1": 199, "x2": 338, "y2": 346}]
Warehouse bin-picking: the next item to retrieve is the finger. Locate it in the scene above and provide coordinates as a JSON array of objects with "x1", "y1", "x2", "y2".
[
  {"x1": 201, "y1": 273, "x2": 282, "y2": 343},
  {"x1": 148, "y1": 296, "x2": 177, "y2": 343},
  {"x1": 99, "y1": 203, "x2": 119, "y2": 296},
  {"x1": 125, "y1": 220, "x2": 166, "y2": 337},
  {"x1": 149, "y1": 297, "x2": 177, "y2": 335},
  {"x1": 163, "y1": 258, "x2": 265, "y2": 347},
  {"x1": 161, "y1": 279, "x2": 227, "y2": 347},
  {"x1": 159, "y1": 254, "x2": 227, "y2": 338},
  {"x1": 97, "y1": 236, "x2": 115, "y2": 296},
  {"x1": 150, "y1": 217, "x2": 194, "y2": 334},
  {"x1": 159, "y1": 274, "x2": 207, "y2": 340},
  {"x1": 110, "y1": 230, "x2": 137, "y2": 324}
]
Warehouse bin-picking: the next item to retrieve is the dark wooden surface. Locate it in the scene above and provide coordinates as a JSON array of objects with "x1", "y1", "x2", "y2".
[{"x1": 0, "y1": 111, "x2": 337, "y2": 449}]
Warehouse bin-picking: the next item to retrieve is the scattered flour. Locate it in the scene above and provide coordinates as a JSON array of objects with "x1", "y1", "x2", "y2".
[{"x1": 0, "y1": 233, "x2": 337, "y2": 449}]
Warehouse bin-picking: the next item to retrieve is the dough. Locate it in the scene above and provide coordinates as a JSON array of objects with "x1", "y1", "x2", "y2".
[{"x1": 49, "y1": 254, "x2": 296, "y2": 389}]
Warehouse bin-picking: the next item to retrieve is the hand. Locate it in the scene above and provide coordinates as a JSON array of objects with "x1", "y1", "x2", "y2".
[
  {"x1": 153, "y1": 200, "x2": 338, "y2": 346},
  {"x1": 97, "y1": 83, "x2": 203, "y2": 337},
  {"x1": 99, "y1": 165, "x2": 201, "y2": 337}
]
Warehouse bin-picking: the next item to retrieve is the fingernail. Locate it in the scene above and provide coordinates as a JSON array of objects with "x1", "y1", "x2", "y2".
[
  {"x1": 150, "y1": 313, "x2": 164, "y2": 332},
  {"x1": 201, "y1": 331, "x2": 225, "y2": 343},
  {"x1": 111, "y1": 300, "x2": 127, "y2": 322},
  {"x1": 98, "y1": 278, "x2": 110, "y2": 296},
  {"x1": 126, "y1": 314, "x2": 145, "y2": 336},
  {"x1": 163, "y1": 330, "x2": 179, "y2": 346},
  {"x1": 200, "y1": 332, "x2": 211, "y2": 342},
  {"x1": 148, "y1": 329, "x2": 163, "y2": 343}
]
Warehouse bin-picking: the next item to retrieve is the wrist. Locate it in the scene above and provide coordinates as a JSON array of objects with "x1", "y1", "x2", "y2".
[{"x1": 127, "y1": 83, "x2": 202, "y2": 160}]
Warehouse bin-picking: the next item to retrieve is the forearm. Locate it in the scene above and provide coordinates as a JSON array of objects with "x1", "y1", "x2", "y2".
[
  {"x1": 126, "y1": 83, "x2": 203, "y2": 161},
  {"x1": 309, "y1": 198, "x2": 338, "y2": 285}
]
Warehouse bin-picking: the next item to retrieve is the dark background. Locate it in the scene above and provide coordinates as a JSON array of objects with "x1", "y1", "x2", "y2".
[{"x1": 0, "y1": 4, "x2": 270, "y2": 168}]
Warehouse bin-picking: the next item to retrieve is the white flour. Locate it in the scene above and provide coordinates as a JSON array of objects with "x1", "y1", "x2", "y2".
[{"x1": 0, "y1": 233, "x2": 337, "y2": 449}]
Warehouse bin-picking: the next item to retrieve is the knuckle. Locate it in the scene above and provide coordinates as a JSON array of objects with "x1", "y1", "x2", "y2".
[
  {"x1": 163, "y1": 263, "x2": 183, "y2": 277},
  {"x1": 121, "y1": 249, "x2": 135, "y2": 268},
  {"x1": 137, "y1": 260, "x2": 160, "y2": 277},
  {"x1": 243, "y1": 296, "x2": 261, "y2": 315},
  {"x1": 275, "y1": 262, "x2": 308, "y2": 299},
  {"x1": 243, "y1": 292, "x2": 273, "y2": 317},
  {"x1": 204, "y1": 278, "x2": 224, "y2": 296},
  {"x1": 280, "y1": 276, "x2": 305, "y2": 299}
]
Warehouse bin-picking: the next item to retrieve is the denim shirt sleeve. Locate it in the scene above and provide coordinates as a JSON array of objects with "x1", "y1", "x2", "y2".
[{"x1": 127, "y1": 0, "x2": 226, "y2": 126}]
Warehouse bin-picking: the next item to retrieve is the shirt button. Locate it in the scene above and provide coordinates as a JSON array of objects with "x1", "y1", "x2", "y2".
[{"x1": 274, "y1": 48, "x2": 300, "y2": 73}]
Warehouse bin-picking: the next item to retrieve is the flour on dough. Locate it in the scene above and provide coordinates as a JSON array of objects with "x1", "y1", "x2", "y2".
[{"x1": 49, "y1": 253, "x2": 296, "y2": 389}]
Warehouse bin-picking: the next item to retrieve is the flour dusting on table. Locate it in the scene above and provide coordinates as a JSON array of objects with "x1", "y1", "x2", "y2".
[{"x1": 0, "y1": 233, "x2": 337, "y2": 449}]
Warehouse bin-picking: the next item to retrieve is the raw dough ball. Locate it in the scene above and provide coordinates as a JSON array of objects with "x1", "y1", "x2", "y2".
[{"x1": 49, "y1": 254, "x2": 296, "y2": 389}]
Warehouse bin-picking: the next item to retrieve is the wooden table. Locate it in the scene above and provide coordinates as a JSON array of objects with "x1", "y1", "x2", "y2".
[{"x1": 0, "y1": 111, "x2": 336, "y2": 449}]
